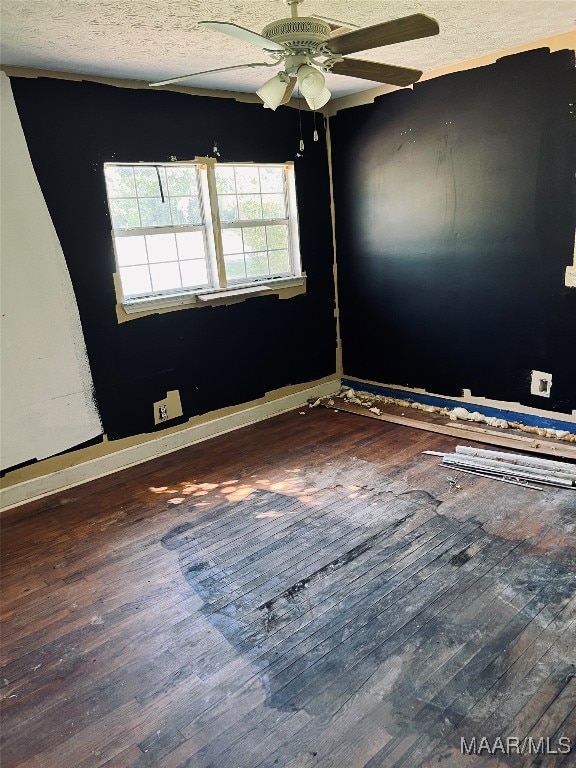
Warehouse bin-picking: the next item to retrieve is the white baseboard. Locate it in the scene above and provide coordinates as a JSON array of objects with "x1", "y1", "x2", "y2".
[{"x1": 0, "y1": 378, "x2": 340, "y2": 512}]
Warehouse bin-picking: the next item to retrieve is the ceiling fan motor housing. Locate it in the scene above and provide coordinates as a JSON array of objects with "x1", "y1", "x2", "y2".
[{"x1": 262, "y1": 17, "x2": 331, "y2": 51}]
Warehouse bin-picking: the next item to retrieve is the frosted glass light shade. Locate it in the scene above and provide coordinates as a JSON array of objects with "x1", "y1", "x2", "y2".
[
  {"x1": 297, "y1": 65, "x2": 325, "y2": 97},
  {"x1": 303, "y1": 86, "x2": 331, "y2": 110},
  {"x1": 257, "y1": 74, "x2": 289, "y2": 110},
  {"x1": 297, "y1": 65, "x2": 331, "y2": 110}
]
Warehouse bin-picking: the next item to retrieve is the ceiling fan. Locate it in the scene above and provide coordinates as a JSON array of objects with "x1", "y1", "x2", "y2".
[{"x1": 150, "y1": 0, "x2": 439, "y2": 110}]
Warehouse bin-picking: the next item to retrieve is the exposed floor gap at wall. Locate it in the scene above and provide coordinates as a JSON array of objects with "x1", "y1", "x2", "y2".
[{"x1": 312, "y1": 391, "x2": 576, "y2": 462}]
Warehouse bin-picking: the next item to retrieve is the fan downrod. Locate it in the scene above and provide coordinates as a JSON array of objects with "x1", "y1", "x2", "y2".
[{"x1": 284, "y1": 0, "x2": 305, "y2": 18}]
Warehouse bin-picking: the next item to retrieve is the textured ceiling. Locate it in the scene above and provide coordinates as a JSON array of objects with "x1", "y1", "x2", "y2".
[{"x1": 1, "y1": 1, "x2": 574, "y2": 97}]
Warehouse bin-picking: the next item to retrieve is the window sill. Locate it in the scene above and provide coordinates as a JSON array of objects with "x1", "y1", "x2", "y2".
[{"x1": 122, "y1": 275, "x2": 306, "y2": 315}]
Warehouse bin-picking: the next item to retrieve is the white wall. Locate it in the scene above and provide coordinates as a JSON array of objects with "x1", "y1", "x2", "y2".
[{"x1": 0, "y1": 72, "x2": 102, "y2": 471}]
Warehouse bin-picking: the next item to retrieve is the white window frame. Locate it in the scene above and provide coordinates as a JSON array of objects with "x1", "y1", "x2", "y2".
[{"x1": 104, "y1": 159, "x2": 305, "y2": 315}]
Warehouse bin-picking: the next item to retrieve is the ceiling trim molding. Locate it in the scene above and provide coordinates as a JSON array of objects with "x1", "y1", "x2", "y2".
[
  {"x1": 0, "y1": 64, "x2": 316, "y2": 112},
  {"x1": 0, "y1": 64, "x2": 270, "y2": 104}
]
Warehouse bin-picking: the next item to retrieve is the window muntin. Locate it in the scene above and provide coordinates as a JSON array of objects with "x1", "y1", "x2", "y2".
[
  {"x1": 113, "y1": 230, "x2": 209, "y2": 296},
  {"x1": 105, "y1": 165, "x2": 204, "y2": 229},
  {"x1": 104, "y1": 161, "x2": 301, "y2": 306},
  {"x1": 221, "y1": 225, "x2": 291, "y2": 281}
]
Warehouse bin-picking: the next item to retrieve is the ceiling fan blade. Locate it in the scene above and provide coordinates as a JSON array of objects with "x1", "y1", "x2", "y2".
[
  {"x1": 200, "y1": 21, "x2": 285, "y2": 52},
  {"x1": 327, "y1": 13, "x2": 439, "y2": 56},
  {"x1": 150, "y1": 62, "x2": 277, "y2": 87},
  {"x1": 330, "y1": 58, "x2": 422, "y2": 87},
  {"x1": 279, "y1": 77, "x2": 297, "y2": 105}
]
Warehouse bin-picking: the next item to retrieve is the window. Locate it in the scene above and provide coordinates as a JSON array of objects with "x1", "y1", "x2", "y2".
[
  {"x1": 216, "y1": 165, "x2": 297, "y2": 282},
  {"x1": 104, "y1": 160, "x2": 303, "y2": 314}
]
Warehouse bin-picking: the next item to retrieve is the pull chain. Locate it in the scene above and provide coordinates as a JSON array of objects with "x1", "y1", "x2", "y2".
[{"x1": 297, "y1": 96, "x2": 304, "y2": 156}]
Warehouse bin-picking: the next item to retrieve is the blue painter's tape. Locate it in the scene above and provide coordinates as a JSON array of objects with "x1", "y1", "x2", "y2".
[{"x1": 341, "y1": 379, "x2": 576, "y2": 435}]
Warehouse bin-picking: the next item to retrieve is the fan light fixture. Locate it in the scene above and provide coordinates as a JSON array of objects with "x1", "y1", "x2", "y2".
[
  {"x1": 296, "y1": 64, "x2": 331, "y2": 110},
  {"x1": 257, "y1": 64, "x2": 332, "y2": 111},
  {"x1": 256, "y1": 72, "x2": 290, "y2": 110}
]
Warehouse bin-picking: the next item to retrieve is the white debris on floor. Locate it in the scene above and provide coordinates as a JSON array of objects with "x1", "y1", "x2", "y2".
[{"x1": 311, "y1": 387, "x2": 576, "y2": 444}]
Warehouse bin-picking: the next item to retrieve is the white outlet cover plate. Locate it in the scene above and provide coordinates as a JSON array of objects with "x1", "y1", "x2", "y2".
[{"x1": 530, "y1": 370, "x2": 552, "y2": 397}]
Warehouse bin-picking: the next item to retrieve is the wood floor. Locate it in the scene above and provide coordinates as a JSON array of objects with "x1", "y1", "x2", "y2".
[{"x1": 2, "y1": 408, "x2": 575, "y2": 768}]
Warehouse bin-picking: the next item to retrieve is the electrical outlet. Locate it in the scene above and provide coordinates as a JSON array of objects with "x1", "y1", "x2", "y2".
[
  {"x1": 530, "y1": 370, "x2": 552, "y2": 398},
  {"x1": 153, "y1": 390, "x2": 183, "y2": 425}
]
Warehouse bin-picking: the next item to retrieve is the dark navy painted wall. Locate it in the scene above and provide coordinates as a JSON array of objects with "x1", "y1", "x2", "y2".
[
  {"x1": 10, "y1": 78, "x2": 336, "y2": 440},
  {"x1": 331, "y1": 48, "x2": 576, "y2": 415}
]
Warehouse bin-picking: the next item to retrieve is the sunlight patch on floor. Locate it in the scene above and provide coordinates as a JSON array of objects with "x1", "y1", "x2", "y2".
[{"x1": 149, "y1": 463, "x2": 330, "y2": 508}]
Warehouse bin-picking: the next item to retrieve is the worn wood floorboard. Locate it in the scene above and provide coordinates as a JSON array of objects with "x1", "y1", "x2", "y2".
[
  {"x1": 171, "y1": 529, "x2": 484, "y2": 766},
  {"x1": 247, "y1": 536, "x2": 523, "y2": 768},
  {"x1": 2, "y1": 408, "x2": 575, "y2": 767},
  {"x1": 173, "y1": 512, "x2": 447, "y2": 672}
]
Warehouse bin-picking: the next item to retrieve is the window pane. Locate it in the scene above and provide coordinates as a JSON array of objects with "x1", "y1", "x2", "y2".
[
  {"x1": 245, "y1": 252, "x2": 269, "y2": 278},
  {"x1": 222, "y1": 229, "x2": 243, "y2": 255},
  {"x1": 225, "y1": 255, "x2": 246, "y2": 280},
  {"x1": 109, "y1": 198, "x2": 140, "y2": 229},
  {"x1": 266, "y1": 224, "x2": 288, "y2": 250},
  {"x1": 218, "y1": 195, "x2": 238, "y2": 223},
  {"x1": 259, "y1": 167, "x2": 284, "y2": 193},
  {"x1": 105, "y1": 166, "x2": 136, "y2": 198},
  {"x1": 146, "y1": 233, "x2": 177, "y2": 263},
  {"x1": 238, "y1": 195, "x2": 262, "y2": 220},
  {"x1": 150, "y1": 262, "x2": 181, "y2": 292},
  {"x1": 243, "y1": 227, "x2": 266, "y2": 252},
  {"x1": 269, "y1": 249, "x2": 291, "y2": 274},
  {"x1": 120, "y1": 265, "x2": 151, "y2": 296},
  {"x1": 215, "y1": 167, "x2": 236, "y2": 195},
  {"x1": 176, "y1": 231, "x2": 206, "y2": 260},
  {"x1": 115, "y1": 235, "x2": 147, "y2": 266},
  {"x1": 134, "y1": 166, "x2": 167, "y2": 198},
  {"x1": 235, "y1": 167, "x2": 260, "y2": 193},
  {"x1": 180, "y1": 260, "x2": 208, "y2": 287},
  {"x1": 170, "y1": 196, "x2": 201, "y2": 226},
  {"x1": 262, "y1": 194, "x2": 286, "y2": 219},
  {"x1": 139, "y1": 198, "x2": 171, "y2": 227},
  {"x1": 166, "y1": 167, "x2": 196, "y2": 196}
]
